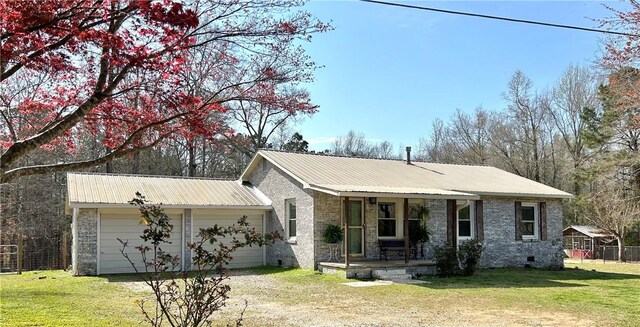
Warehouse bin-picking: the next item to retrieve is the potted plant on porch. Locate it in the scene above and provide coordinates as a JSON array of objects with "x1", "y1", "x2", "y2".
[
  {"x1": 323, "y1": 224, "x2": 343, "y2": 262},
  {"x1": 409, "y1": 205, "x2": 431, "y2": 259},
  {"x1": 323, "y1": 224, "x2": 343, "y2": 244}
]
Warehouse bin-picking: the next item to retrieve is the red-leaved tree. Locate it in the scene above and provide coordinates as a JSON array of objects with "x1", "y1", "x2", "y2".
[{"x1": 0, "y1": 0, "x2": 329, "y2": 182}]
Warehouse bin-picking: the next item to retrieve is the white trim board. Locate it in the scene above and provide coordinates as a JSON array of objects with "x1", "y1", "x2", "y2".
[{"x1": 70, "y1": 203, "x2": 273, "y2": 210}]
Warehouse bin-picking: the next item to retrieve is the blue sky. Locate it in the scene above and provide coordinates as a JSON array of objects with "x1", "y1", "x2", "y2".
[{"x1": 294, "y1": 0, "x2": 627, "y2": 151}]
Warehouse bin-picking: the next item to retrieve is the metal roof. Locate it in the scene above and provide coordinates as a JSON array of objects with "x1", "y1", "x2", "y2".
[
  {"x1": 563, "y1": 225, "x2": 613, "y2": 238},
  {"x1": 67, "y1": 173, "x2": 271, "y2": 209},
  {"x1": 241, "y1": 150, "x2": 573, "y2": 199}
]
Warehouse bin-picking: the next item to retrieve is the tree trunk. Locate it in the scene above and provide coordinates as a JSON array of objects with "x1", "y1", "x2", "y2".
[
  {"x1": 617, "y1": 236, "x2": 626, "y2": 262},
  {"x1": 188, "y1": 144, "x2": 196, "y2": 177},
  {"x1": 131, "y1": 152, "x2": 139, "y2": 174}
]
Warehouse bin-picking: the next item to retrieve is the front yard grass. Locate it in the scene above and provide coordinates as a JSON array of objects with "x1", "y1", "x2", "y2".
[
  {"x1": 1, "y1": 261, "x2": 639, "y2": 326},
  {"x1": 0, "y1": 270, "x2": 143, "y2": 326}
]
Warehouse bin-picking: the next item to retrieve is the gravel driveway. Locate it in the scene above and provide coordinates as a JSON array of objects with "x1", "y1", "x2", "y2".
[{"x1": 121, "y1": 270, "x2": 596, "y2": 327}]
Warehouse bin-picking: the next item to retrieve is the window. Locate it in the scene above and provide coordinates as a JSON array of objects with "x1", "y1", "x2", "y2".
[
  {"x1": 521, "y1": 202, "x2": 538, "y2": 240},
  {"x1": 285, "y1": 199, "x2": 296, "y2": 240},
  {"x1": 378, "y1": 202, "x2": 396, "y2": 237},
  {"x1": 457, "y1": 201, "x2": 474, "y2": 242}
]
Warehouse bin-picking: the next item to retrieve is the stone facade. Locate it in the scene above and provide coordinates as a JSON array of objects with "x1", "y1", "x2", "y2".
[
  {"x1": 425, "y1": 199, "x2": 447, "y2": 259},
  {"x1": 249, "y1": 159, "x2": 316, "y2": 268},
  {"x1": 73, "y1": 208, "x2": 98, "y2": 275},
  {"x1": 363, "y1": 200, "x2": 379, "y2": 259},
  {"x1": 313, "y1": 192, "x2": 341, "y2": 265},
  {"x1": 420, "y1": 197, "x2": 563, "y2": 269},
  {"x1": 183, "y1": 209, "x2": 192, "y2": 271},
  {"x1": 258, "y1": 181, "x2": 564, "y2": 269},
  {"x1": 480, "y1": 198, "x2": 564, "y2": 269}
]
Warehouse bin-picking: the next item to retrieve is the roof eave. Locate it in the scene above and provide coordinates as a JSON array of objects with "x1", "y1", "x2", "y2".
[
  {"x1": 336, "y1": 191, "x2": 480, "y2": 200},
  {"x1": 470, "y1": 191, "x2": 574, "y2": 199},
  {"x1": 239, "y1": 152, "x2": 263, "y2": 182},
  {"x1": 240, "y1": 150, "x2": 311, "y2": 188},
  {"x1": 68, "y1": 202, "x2": 273, "y2": 210},
  {"x1": 306, "y1": 184, "x2": 480, "y2": 200}
]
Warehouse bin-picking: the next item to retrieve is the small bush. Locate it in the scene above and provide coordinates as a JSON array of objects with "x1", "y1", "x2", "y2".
[
  {"x1": 433, "y1": 243, "x2": 459, "y2": 277},
  {"x1": 121, "y1": 193, "x2": 280, "y2": 327},
  {"x1": 458, "y1": 239, "x2": 484, "y2": 276},
  {"x1": 434, "y1": 239, "x2": 484, "y2": 277}
]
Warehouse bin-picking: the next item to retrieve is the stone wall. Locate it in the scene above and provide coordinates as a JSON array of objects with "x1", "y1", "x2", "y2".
[
  {"x1": 422, "y1": 197, "x2": 564, "y2": 269},
  {"x1": 313, "y1": 192, "x2": 341, "y2": 264},
  {"x1": 73, "y1": 208, "x2": 98, "y2": 275},
  {"x1": 364, "y1": 200, "x2": 379, "y2": 259},
  {"x1": 249, "y1": 159, "x2": 315, "y2": 268},
  {"x1": 425, "y1": 199, "x2": 447, "y2": 258},
  {"x1": 183, "y1": 209, "x2": 192, "y2": 271},
  {"x1": 480, "y1": 198, "x2": 564, "y2": 269}
]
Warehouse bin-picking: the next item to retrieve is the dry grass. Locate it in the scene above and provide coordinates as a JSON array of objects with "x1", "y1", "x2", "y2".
[{"x1": 217, "y1": 262, "x2": 640, "y2": 327}]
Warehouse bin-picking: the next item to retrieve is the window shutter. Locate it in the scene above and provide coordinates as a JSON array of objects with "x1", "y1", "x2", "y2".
[
  {"x1": 446, "y1": 199, "x2": 456, "y2": 245},
  {"x1": 475, "y1": 200, "x2": 484, "y2": 241},
  {"x1": 539, "y1": 202, "x2": 547, "y2": 241},
  {"x1": 515, "y1": 201, "x2": 522, "y2": 241}
]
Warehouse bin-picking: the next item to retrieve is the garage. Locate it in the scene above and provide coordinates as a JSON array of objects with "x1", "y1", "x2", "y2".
[
  {"x1": 68, "y1": 173, "x2": 272, "y2": 276},
  {"x1": 192, "y1": 209, "x2": 265, "y2": 269},
  {"x1": 98, "y1": 210, "x2": 183, "y2": 275}
]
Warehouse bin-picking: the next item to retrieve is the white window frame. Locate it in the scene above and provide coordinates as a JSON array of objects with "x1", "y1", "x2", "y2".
[
  {"x1": 377, "y1": 202, "x2": 397, "y2": 239},
  {"x1": 285, "y1": 198, "x2": 297, "y2": 241},
  {"x1": 456, "y1": 200, "x2": 475, "y2": 244},
  {"x1": 521, "y1": 202, "x2": 539, "y2": 240}
]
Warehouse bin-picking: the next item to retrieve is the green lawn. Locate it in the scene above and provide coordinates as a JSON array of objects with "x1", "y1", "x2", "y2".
[{"x1": 1, "y1": 261, "x2": 639, "y2": 326}]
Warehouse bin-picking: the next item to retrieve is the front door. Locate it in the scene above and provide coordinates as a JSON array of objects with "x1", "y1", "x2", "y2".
[{"x1": 344, "y1": 199, "x2": 364, "y2": 256}]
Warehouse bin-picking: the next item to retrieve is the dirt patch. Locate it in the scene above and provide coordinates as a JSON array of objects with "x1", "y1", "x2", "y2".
[
  {"x1": 117, "y1": 272, "x2": 599, "y2": 327},
  {"x1": 223, "y1": 273, "x2": 598, "y2": 327}
]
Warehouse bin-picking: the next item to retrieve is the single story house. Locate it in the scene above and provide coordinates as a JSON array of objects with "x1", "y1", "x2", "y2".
[
  {"x1": 563, "y1": 225, "x2": 615, "y2": 259},
  {"x1": 69, "y1": 149, "x2": 572, "y2": 276}
]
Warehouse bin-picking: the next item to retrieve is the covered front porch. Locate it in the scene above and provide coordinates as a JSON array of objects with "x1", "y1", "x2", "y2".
[{"x1": 325, "y1": 190, "x2": 479, "y2": 269}]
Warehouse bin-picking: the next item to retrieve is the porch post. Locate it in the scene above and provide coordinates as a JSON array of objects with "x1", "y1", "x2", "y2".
[
  {"x1": 404, "y1": 198, "x2": 409, "y2": 263},
  {"x1": 344, "y1": 196, "x2": 350, "y2": 268}
]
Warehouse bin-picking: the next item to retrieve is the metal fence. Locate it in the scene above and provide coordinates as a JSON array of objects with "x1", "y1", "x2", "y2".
[
  {"x1": 596, "y1": 246, "x2": 640, "y2": 262},
  {"x1": 1, "y1": 230, "x2": 71, "y2": 274}
]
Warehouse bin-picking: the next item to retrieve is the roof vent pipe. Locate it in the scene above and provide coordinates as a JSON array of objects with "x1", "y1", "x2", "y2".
[{"x1": 406, "y1": 146, "x2": 412, "y2": 165}]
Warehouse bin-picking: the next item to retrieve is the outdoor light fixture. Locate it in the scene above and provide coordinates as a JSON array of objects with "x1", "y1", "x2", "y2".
[{"x1": 369, "y1": 197, "x2": 377, "y2": 205}]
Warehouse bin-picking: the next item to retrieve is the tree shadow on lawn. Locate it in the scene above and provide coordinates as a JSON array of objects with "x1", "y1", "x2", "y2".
[
  {"x1": 101, "y1": 266, "x2": 296, "y2": 284},
  {"x1": 418, "y1": 267, "x2": 640, "y2": 289}
]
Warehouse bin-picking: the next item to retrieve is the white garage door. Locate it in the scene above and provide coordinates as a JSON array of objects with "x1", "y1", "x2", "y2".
[
  {"x1": 99, "y1": 213, "x2": 183, "y2": 274},
  {"x1": 192, "y1": 210, "x2": 264, "y2": 269}
]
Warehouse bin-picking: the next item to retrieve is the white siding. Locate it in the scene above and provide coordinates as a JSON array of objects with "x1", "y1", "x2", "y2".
[
  {"x1": 192, "y1": 209, "x2": 264, "y2": 269},
  {"x1": 99, "y1": 212, "x2": 183, "y2": 274}
]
